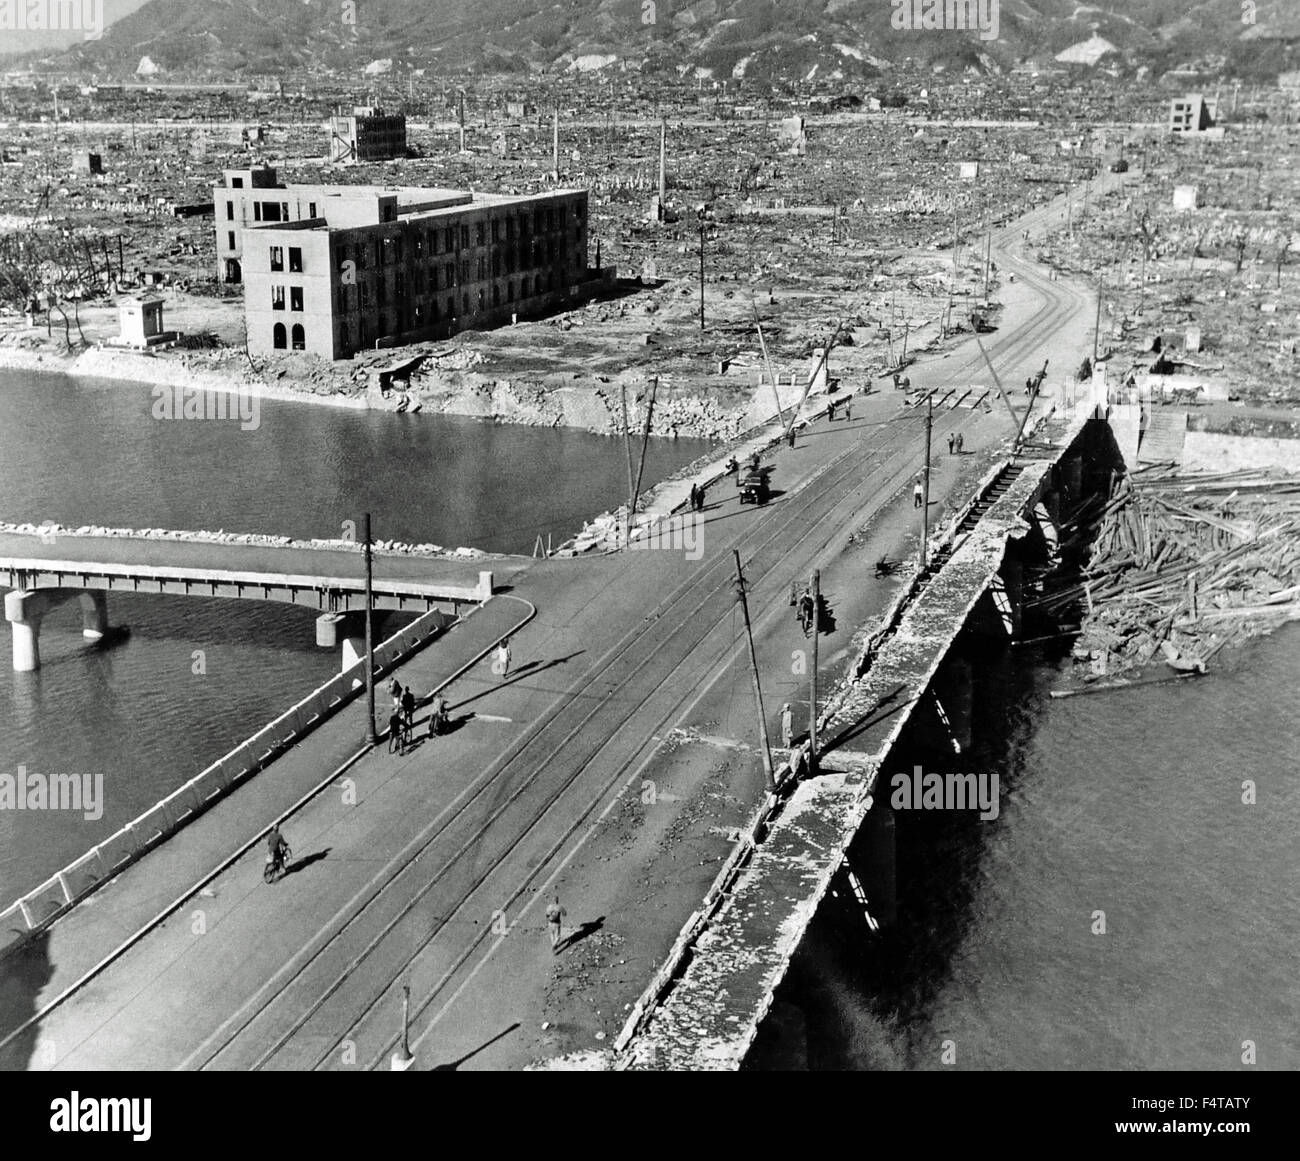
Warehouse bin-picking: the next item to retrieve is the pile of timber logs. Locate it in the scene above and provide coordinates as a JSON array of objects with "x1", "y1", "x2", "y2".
[{"x1": 1029, "y1": 465, "x2": 1300, "y2": 679}]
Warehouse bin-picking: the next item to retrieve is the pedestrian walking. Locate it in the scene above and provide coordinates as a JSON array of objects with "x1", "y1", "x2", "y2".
[
  {"x1": 787, "y1": 427, "x2": 796, "y2": 449},
  {"x1": 780, "y1": 703, "x2": 793, "y2": 749},
  {"x1": 400, "y1": 686, "x2": 416, "y2": 733},
  {"x1": 913, "y1": 480, "x2": 924, "y2": 508},
  {"x1": 695, "y1": 484, "x2": 706, "y2": 513},
  {"x1": 955, "y1": 432, "x2": 964, "y2": 454},
  {"x1": 545, "y1": 895, "x2": 567, "y2": 953},
  {"x1": 688, "y1": 482, "x2": 699, "y2": 512},
  {"x1": 495, "y1": 638, "x2": 512, "y2": 679},
  {"x1": 388, "y1": 707, "x2": 404, "y2": 754},
  {"x1": 827, "y1": 399, "x2": 836, "y2": 422},
  {"x1": 428, "y1": 692, "x2": 447, "y2": 738},
  {"x1": 843, "y1": 401, "x2": 851, "y2": 422},
  {"x1": 948, "y1": 433, "x2": 955, "y2": 455}
]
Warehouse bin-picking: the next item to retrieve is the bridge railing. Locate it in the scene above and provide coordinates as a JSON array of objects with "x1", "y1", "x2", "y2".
[{"x1": 0, "y1": 606, "x2": 453, "y2": 956}]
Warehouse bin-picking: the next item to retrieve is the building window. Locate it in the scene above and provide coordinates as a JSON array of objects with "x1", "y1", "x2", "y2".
[
  {"x1": 226, "y1": 201, "x2": 234, "y2": 220},
  {"x1": 477, "y1": 256, "x2": 486, "y2": 280},
  {"x1": 507, "y1": 281, "x2": 515, "y2": 302},
  {"x1": 461, "y1": 259, "x2": 470, "y2": 282},
  {"x1": 492, "y1": 219, "x2": 500, "y2": 243},
  {"x1": 446, "y1": 262, "x2": 455, "y2": 286},
  {"x1": 289, "y1": 247, "x2": 303, "y2": 273},
  {"x1": 377, "y1": 279, "x2": 387, "y2": 305},
  {"x1": 271, "y1": 285, "x2": 285, "y2": 310},
  {"x1": 506, "y1": 217, "x2": 515, "y2": 240},
  {"x1": 290, "y1": 286, "x2": 303, "y2": 311},
  {"x1": 308, "y1": 202, "x2": 317, "y2": 218},
  {"x1": 272, "y1": 322, "x2": 286, "y2": 348},
  {"x1": 227, "y1": 231, "x2": 236, "y2": 250},
  {"x1": 431, "y1": 267, "x2": 439, "y2": 291},
  {"x1": 461, "y1": 226, "x2": 469, "y2": 249},
  {"x1": 231, "y1": 177, "x2": 244, "y2": 189},
  {"x1": 476, "y1": 222, "x2": 485, "y2": 246},
  {"x1": 478, "y1": 290, "x2": 485, "y2": 311},
  {"x1": 253, "y1": 202, "x2": 262, "y2": 222},
  {"x1": 270, "y1": 246, "x2": 284, "y2": 272},
  {"x1": 445, "y1": 227, "x2": 454, "y2": 252},
  {"x1": 493, "y1": 285, "x2": 500, "y2": 307},
  {"x1": 291, "y1": 323, "x2": 305, "y2": 351},
  {"x1": 492, "y1": 253, "x2": 501, "y2": 277}
]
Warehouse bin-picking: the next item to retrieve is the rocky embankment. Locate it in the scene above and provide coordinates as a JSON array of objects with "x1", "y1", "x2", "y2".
[{"x1": 0, "y1": 520, "x2": 494, "y2": 560}]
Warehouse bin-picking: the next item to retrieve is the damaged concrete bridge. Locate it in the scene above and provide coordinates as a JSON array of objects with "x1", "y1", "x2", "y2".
[{"x1": 614, "y1": 406, "x2": 1118, "y2": 1070}]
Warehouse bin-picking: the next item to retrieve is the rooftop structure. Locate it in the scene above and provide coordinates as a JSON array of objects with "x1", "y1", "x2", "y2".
[{"x1": 327, "y1": 105, "x2": 406, "y2": 164}]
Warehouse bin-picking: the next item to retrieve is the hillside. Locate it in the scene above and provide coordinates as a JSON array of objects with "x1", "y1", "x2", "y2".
[{"x1": 21, "y1": 0, "x2": 1300, "y2": 83}]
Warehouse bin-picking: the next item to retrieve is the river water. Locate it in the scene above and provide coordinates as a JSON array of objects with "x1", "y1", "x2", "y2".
[
  {"x1": 0, "y1": 370, "x2": 714, "y2": 901},
  {"x1": 757, "y1": 624, "x2": 1299, "y2": 1072}
]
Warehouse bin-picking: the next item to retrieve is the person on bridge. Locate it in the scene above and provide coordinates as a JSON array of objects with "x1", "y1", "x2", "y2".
[
  {"x1": 388, "y1": 708, "x2": 405, "y2": 754},
  {"x1": 401, "y1": 686, "x2": 416, "y2": 733},
  {"x1": 428, "y1": 692, "x2": 448, "y2": 737},
  {"x1": 780, "y1": 703, "x2": 794, "y2": 749},
  {"x1": 914, "y1": 479, "x2": 924, "y2": 508},
  {"x1": 546, "y1": 895, "x2": 567, "y2": 953},
  {"x1": 956, "y1": 432, "x2": 964, "y2": 454},
  {"x1": 948, "y1": 433, "x2": 955, "y2": 455},
  {"x1": 267, "y1": 824, "x2": 290, "y2": 870},
  {"x1": 495, "y1": 638, "x2": 512, "y2": 679}
]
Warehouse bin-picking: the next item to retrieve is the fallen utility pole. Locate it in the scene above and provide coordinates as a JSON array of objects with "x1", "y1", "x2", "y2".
[
  {"x1": 973, "y1": 333, "x2": 1026, "y2": 435},
  {"x1": 783, "y1": 318, "x2": 845, "y2": 444},
  {"x1": 630, "y1": 377, "x2": 659, "y2": 521},
  {"x1": 752, "y1": 300, "x2": 786, "y2": 426}
]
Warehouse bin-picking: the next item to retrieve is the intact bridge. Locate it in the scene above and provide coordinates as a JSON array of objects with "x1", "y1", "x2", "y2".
[{"x1": 0, "y1": 531, "x2": 498, "y2": 672}]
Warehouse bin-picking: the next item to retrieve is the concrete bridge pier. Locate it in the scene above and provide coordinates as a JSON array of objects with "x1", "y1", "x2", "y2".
[
  {"x1": 4, "y1": 589, "x2": 113, "y2": 672},
  {"x1": 316, "y1": 612, "x2": 368, "y2": 686}
]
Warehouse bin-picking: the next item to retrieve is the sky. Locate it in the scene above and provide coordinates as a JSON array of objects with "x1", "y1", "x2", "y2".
[{"x1": 0, "y1": 0, "x2": 152, "y2": 54}]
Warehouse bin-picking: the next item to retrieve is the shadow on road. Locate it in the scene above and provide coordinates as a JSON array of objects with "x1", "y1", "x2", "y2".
[
  {"x1": 283, "y1": 849, "x2": 330, "y2": 877},
  {"x1": 451, "y1": 652, "x2": 586, "y2": 708},
  {"x1": 558, "y1": 915, "x2": 605, "y2": 953},
  {"x1": 431, "y1": 1022, "x2": 521, "y2": 1071}
]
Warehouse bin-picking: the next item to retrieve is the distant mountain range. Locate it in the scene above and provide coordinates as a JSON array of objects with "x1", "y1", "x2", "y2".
[{"x1": 15, "y1": 0, "x2": 1300, "y2": 84}]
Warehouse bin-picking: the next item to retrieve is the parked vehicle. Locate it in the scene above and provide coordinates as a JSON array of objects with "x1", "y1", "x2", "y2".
[{"x1": 739, "y1": 471, "x2": 770, "y2": 505}]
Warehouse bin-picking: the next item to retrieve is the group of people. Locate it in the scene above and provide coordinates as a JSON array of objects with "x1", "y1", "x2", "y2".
[
  {"x1": 687, "y1": 482, "x2": 707, "y2": 513},
  {"x1": 387, "y1": 677, "x2": 449, "y2": 755},
  {"x1": 947, "y1": 431, "x2": 965, "y2": 456}
]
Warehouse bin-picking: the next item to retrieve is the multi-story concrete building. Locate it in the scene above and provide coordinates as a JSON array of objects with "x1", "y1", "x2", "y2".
[
  {"x1": 1169, "y1": 94, "x2": 1216, "y2": 134},
  {"x1": 328, "y1": 105, "x2": 406, "y2": 163},
  {"x1": 237, "y1": 183, "x2": 603, "y2": 360}
]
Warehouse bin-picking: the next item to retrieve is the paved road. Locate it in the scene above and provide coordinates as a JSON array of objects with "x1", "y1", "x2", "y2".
[{"x1": 2, "y1": 176, "x2": 1110, "y2": 1072}]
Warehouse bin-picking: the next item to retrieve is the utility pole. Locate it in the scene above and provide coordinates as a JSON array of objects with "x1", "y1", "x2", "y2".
[
  {"x1": 698, "y1": 212, "x2": 706, "y2": 331},
  {"x1": 620, "y1": 384, "x2": 636, "y2": 544},
  {"x1": 809, "y1": 569, "x2": 820, "y2": 777},
  {"x1": 733, "y1": 550, "x2": 776, "y2": 791},
  {"x1": 363, "y1": 512, "x2": 377, "y2": 745},
  {"x1": 920, "y1": 396, "x2": 933, "y2": 570},
  {"x1": 1093, "y1": 271, "x2": 1103, "y2": 363}
]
